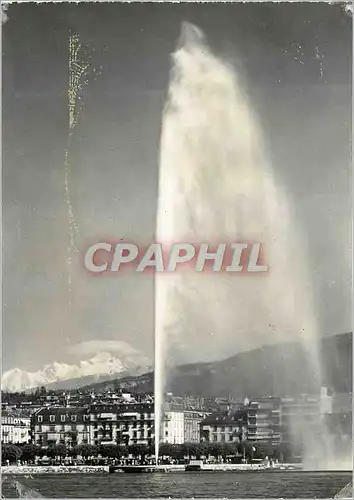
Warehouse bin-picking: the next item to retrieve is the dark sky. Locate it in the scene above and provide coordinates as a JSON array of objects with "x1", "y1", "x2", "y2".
[{"x1": 2, "y1": 2, "x2": 352, "y2": 371}]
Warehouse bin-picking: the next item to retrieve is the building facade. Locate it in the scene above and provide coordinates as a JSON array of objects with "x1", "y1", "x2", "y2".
[
  {"x1": 279, "y1": 388, "x2": 334, "y2": 447},
  {"x1": 247, "y1": 398, "x2": 281, "y2": 445},
  {"x1": 184, "y1": 411, "x2": 210, "y2": 443},
  {"x1": 162, "y1": 411, "x2": 184, "y2": 444},
  {"x1": 31, "y1": 407, "x2": 90, "y2": 448},
  {"x1": 200, "y1": 409, "x2": 247, "y2": 444},
  {"x1": 90, "y1": 403, "x2": 154, "y2": 447},
  {"x1": 1, "y1": 411, "x2": 31, "y2": 444}
]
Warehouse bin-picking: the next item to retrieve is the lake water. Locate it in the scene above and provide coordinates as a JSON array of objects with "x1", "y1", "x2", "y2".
[{"x1": 2, "y1": 471, "x2": 352, "y2": 498}]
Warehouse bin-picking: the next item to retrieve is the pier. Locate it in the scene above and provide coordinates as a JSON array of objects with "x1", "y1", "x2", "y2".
[{"x1": 334, "y1": 482, "x2": 353, "y2": 499}]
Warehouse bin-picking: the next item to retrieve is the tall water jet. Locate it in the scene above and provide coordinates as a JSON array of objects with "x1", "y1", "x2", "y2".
[{"x1": 155, "y1": 23, "x2": 343, "y2": 469}]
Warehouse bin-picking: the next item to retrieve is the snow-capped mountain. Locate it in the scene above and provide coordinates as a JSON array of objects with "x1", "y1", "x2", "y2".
[{"x1": 2, "y1": 350, "x2": 151, "y2": 393}]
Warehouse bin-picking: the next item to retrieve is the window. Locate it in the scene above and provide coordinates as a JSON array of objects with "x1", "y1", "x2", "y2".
[
  {"x1": 49, "y1": 415, "x2": 55, "y2": 422},
  {"x1": 61, "y1": 415, "x2": 66, "y2": 422},
  {"x1": 71, "y1": 415, "x2": 76, "y2": 422},
  {"x1": 38, "y1": 416, "x2": 43, "y2": 423}
]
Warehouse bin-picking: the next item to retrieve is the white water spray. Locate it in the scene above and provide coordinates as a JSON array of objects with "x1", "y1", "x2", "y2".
[{"x1": 154, "y1": 23, "x2": 348, "y2": 469}]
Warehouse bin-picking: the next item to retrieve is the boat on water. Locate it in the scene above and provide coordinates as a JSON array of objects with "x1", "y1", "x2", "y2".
[
  {"x1": 122, "y1": 466, "x2": 158, "y2": 473},
  {"x1": 109, "y1": 465, "x2": 165, "y2": 474},
  {"x1": 185, "y1": 460, "x2": 204, "y2": 472}
]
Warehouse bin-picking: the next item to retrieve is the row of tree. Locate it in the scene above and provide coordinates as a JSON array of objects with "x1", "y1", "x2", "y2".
[{"x1": 1, "y1": 441, "x2": 295, "y2": 464}]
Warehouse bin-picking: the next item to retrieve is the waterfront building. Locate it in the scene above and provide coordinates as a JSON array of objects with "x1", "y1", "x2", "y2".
[
  {"x1": 279, "y1": 387, "x2": 333, "y2": 446},
  {"x1": 1, "y1": 410, "x2": 31, "y2": 444},
  {"x1": 162, "y1": 411, "x2": 184, "y2": 444},
  {"x1": 90, "y1": 403, "x2": 154, "y2": 447},
  {"x1": 31, "y1": 407, "x2": 90, "y2": 448},
  {"x1": 184, "y1": 410, "x2": 210, "y2": 443},
  {"x1": 199, "y1": 409, "x2": 247, "y2": 443},
  {"x1": 247, "y1": 398, "x2": 281, "y2": 445},
  {"x1": 326, "y1": 391, "x2": 352, "y2": 438}
]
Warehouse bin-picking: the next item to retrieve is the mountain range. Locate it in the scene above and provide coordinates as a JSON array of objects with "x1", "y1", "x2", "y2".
[
  {"x1": 80, "y1": 332, "x2": 352, "y2": 398},
  {"x1": 2, "y1": 351, "x2": 151, "y2": 393},
  {"x1": 2, "y1": 333, "x2": 351, "y2": 398}
]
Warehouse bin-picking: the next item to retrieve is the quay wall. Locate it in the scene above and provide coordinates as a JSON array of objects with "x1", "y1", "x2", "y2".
[
  {"x1": 2, "y1": 465, "x2": 109, "y2": 474},
  {"x1": 2, "y1": 463, "x2": 299, "y2": 474}
]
